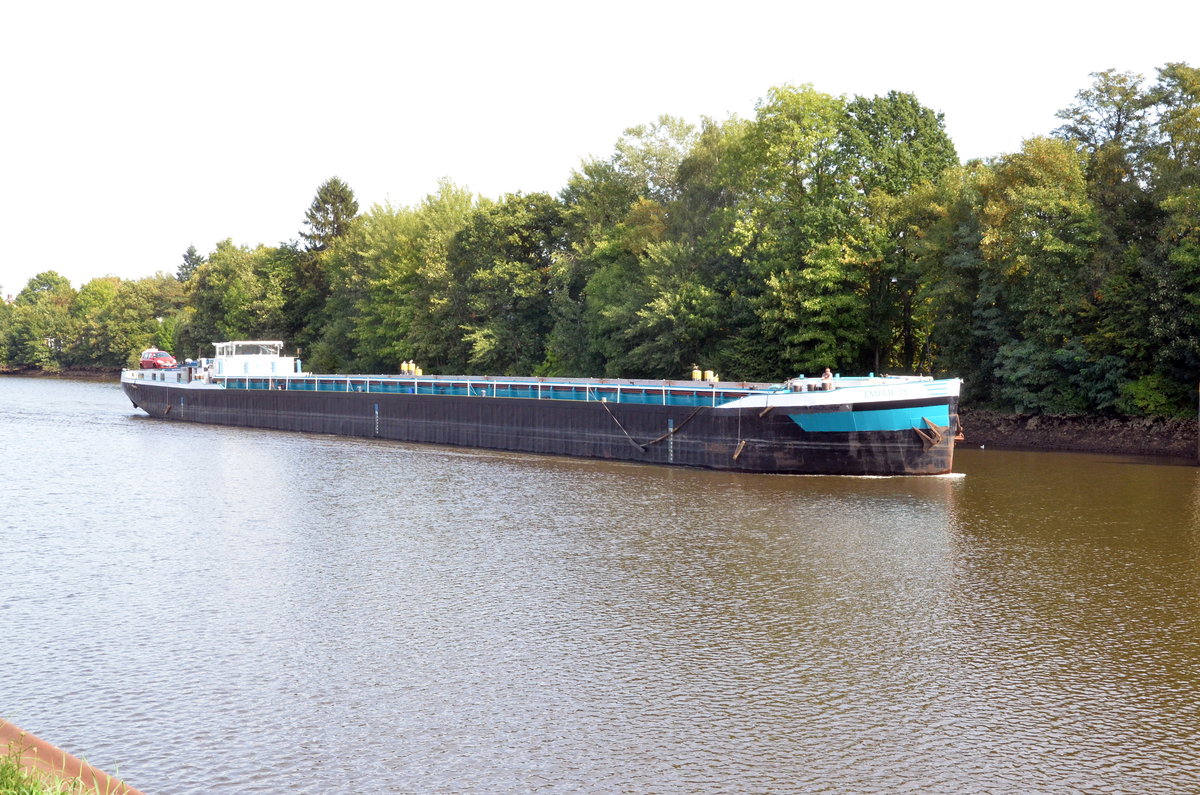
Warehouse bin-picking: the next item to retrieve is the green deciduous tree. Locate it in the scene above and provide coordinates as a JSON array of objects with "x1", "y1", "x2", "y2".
[
  {"x1": 93, "y1": 274, "x2": 186, "y2": 367},
  {"x1": 177, "y1": 240, "x2": 286, "y2": 358},
  {"x1": 911, "y1": 166, "x2": 991, "y2": 396},
  {"x1": 842, "y1": 91, "x2": 959, "y2": 196},
  {"x1": 0, "y1": 297, "x2": 11, "y2": 364},
  {"x1": 841, "y1": 91, "x2": 959, "y2": 374},
  {"x1": 449, "y1": 192, "x2": 565, "y2": 375},
  {"x1": 319, "y1": 181, "x2": 482, "y2": 374},
  {"x1": 612, "y1": 115, "x2": 699, "y2": 204},
  {"x1": 6, "y1": 272, "x2": 76, "y2": 369},
  {"x1": 550, "y1": 158, "x2": 655, "y2": 376},
  {"x1": 976, "y1": 138, "x2": 1102, "y2": 412},
  {"x1": 1053, "y1": 63, "x2": 1200, "y2": 415},
  {"x1": 734, "y1": 85, "x2": 865, "y2": 376},
  {"x1": 66, "y1": 276, "x2": 121, "y2": 367}
]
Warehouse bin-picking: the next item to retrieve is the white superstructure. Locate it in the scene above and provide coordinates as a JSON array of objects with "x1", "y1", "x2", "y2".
[{"x1": 208, "y1": 341, "x2": 303, "y2": 377}]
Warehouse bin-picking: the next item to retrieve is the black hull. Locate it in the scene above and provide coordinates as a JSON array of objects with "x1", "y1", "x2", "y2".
[{"x1": 122, "y1": 382, "x2": 957, "y2": 476}]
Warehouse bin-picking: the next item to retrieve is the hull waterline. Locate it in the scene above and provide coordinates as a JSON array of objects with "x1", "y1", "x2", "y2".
[{"x1": 122, "y1": 378, "x2": 958, "y2": 476}]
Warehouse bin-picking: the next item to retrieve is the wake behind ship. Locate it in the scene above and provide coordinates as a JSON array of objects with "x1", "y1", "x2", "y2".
[{"x1": 121, "y1": 341, "x2": 961, "y2": 476}]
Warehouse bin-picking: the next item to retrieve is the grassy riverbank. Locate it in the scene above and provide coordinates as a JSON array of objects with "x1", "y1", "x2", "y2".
[
  {"x1": 0, "y1": 748, "x2": 85, "y2": 795},
  {"x1": 0, "y1": 722, "x2": 141, "y2": 795}
]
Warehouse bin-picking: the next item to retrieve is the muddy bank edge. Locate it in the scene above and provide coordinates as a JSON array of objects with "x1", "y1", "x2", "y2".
[{"x1": 960, "y1": 407, "x2": 1199, "y2": 461}]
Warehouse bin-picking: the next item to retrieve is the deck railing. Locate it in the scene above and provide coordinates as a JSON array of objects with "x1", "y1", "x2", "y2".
[{"x1": 210, "y1": 374, "x2": 769, "y2": 408}]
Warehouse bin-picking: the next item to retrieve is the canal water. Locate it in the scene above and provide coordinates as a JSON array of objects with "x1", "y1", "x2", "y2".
[{"x1": 2, "y1": 376, "x2": 1198, "y2": 793}]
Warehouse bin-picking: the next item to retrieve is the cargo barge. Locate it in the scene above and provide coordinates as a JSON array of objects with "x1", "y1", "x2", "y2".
[{"x1": 120, "y1": 341, "x2": 962, "y2": 475}]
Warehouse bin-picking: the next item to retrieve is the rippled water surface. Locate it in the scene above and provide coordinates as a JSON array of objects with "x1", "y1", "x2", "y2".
[{"x1": 3, "y1": 377, "x2": 1199, "y2": 793}]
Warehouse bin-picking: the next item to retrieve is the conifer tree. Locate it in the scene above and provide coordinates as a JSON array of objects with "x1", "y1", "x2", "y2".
[
  {"x1": 300, "y1": 176, "x2": 360, "y2": 252},
  {"x1": 178, "y1": 245, "x2": 205, "y2": 282}
]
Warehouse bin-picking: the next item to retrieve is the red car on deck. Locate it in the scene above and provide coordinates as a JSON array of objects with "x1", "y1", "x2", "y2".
[{"x1": 139, "y1": 348, "x2": 177, "y2": 369}]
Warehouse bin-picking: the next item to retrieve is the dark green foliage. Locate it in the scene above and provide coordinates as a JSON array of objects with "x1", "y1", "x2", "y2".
[
  {"x1": 178, "y1": 245, "x2": 205, "y2": 282},
  {"x1": 175, "y1": 239, "x2": 287, "y2": 358},
  {"x1": 449, "y1": 192, "x2": 565, "y2": 375},
  {"x1": 5, "y1": 271, "x2": 75, "y2": 370},
  {"x1": 842, "y1": 91, "x2": 959, "y2": 195},
  {"x1": 288, "y1": 178, "x2": 362, "y2": 358},
  {"x1": 70, "y1": 274, "x2": 184, "y2": 368},
  {"x1": 300, "y1": 176, "x2": 360, "y2": 253}
]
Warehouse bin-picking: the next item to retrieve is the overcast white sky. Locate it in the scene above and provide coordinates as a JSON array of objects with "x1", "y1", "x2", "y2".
[{"x1": 2, "y1": 0, "x2": 1196, "y2": 297}]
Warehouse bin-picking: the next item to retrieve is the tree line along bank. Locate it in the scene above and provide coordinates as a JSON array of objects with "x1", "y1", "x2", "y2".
[{"x1": 2, "y1": 65, "x2": 1198, "y2": 418}]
